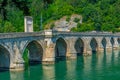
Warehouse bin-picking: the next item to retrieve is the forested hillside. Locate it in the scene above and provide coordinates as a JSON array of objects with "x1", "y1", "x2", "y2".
[{"x1": 0, "y1": 0, "x2": 120, "y2": 32}]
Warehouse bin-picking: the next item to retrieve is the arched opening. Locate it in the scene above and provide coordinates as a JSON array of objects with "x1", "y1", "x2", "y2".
[
  {"x1": 117, "y1": 38, "x2": 120, "y2": 45},
  {"x1": 0, "y1": 45, "x2": 10, "y2": 71},
  {"x1": 90, "y1": 38, "x2": 98, "y2": 53},
  {"x1": 55, "y1": 38, "x2": 67, "y2": 60},
  {"x1": 110, "y1": 37, "x2": 114, "y2": 47},
  {"x1": 102, "y1": 38, "x2": 107, "y2": 51},
  {"x1": 23, "y1": 41, "x2": 43, "y2": 65},
  {"x1": 75, "y1": 38, "x2": 84, "y2": 56}
]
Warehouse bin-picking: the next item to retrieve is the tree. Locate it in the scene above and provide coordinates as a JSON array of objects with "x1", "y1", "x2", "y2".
[
  {"x1": 6, "y1": 4, "x2": 24, "y2": 32},
  {"x1": 95, "y1": 23, "x2": 101, "y2": 31},
  {"x1": 3, "y1": 21, "x2": 15, "y2": 32},
  {"x1": 0, "y1": 0, "x2": 120, "y2": 32}
]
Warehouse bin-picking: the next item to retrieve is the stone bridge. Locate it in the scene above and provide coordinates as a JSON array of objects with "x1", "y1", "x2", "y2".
[{"x1": 0, "y1": 30, "x2": 120, "y2": 70}]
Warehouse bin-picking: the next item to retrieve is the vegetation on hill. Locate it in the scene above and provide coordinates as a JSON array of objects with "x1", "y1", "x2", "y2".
[{"x1": 0, "y1": 0, "x2": 120, "y2": 32}]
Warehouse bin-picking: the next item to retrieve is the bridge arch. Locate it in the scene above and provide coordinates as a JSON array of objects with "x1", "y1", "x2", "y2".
[
  {"x1": 55, "y1": 37, "x2": 67, "y2": 58},
  {"x1": 101, "y1": 37, "x2": 107, "y2": 50},
  {"x1": 90, "y1": 38, "x2": 98, "y2": 53},
  {"x1": 0, "y1": 44, "x2": 10, "y2": 70},
  {"x1": 117, "y1": 38, "x2": 120, "y2": 44},
  {"x1": 110, "y1": 37, "x2": 114, "y2": 47},
  {"x1": 22, "y1": 40, "x2": 43, "y2": 63},
  {"x1": 74, "y1": 38, "x2": 84, "y2": 55}
]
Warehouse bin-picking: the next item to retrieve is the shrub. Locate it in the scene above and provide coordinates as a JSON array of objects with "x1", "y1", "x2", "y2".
[
  {"x1": 50, "y1": 23, "x2": 55, "y2": 29},
  {"x1": 4, "y1": 21, "x2": 16, "y2": 32},
  {"x1": 77, "y1": 23, "x2": 81, "y2": 28},
  {"x1": 74, "y1": 18, "x2": 80, "y2": 23},
  {"x1": 71, "y1": 27, "x2": 78, "y2": 32},
  {"x1": 66, "y1": 16, "x2": 71, "y2": 22}
]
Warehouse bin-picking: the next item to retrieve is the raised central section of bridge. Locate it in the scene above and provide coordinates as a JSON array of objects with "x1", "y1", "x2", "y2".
[{"x1": 0, "y1": 30, "x2": 120, "y2": 70}]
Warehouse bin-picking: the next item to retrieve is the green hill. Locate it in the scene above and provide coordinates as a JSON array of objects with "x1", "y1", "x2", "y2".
[{"x1": 0, "y1": 0, "x2": 120, "y2": 32}]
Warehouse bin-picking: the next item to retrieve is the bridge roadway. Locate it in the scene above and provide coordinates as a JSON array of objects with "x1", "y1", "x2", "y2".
[{"x1": 0, "y1": 30, "x2": 120, "y2": 70}]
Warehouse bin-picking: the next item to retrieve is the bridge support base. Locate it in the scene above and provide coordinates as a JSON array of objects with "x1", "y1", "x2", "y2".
[
  {"x1": 66, "y1": 53, "x2": 77, "y2": 59},
  {"x1": 113, "y1": 47, "x2": 119, "y2": 50},
  {"x1": 83, "y1": 51, "x2": 92, "y2": 56},
  {"x1": 42, "y1": 57, "x2": 55, "y2": 64},
  {"x1": 10, "y1": 63, "x2": 24, "y2": 71},
  {"x1": 106, "y1": 47, "x2": 113, "y2": 52}
]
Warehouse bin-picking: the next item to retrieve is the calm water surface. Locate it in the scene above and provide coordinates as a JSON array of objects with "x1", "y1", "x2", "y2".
[{"x1": 1, "y1": 50, "x2": 120, "y2": 80}]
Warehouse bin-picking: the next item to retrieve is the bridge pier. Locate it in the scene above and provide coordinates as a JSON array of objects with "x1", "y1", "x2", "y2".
[
  {"x1": 10, "y1": 42, "x2": 24, "y2": 71},
  {"x1": 83, "y1": 38, "x2": 92, "y2": 56},
  {"x1": 96, "y1": 37, "x2": 104, "y2": 52},
  {"x1": 105, "y1": 37, "x2": 113, "y2": 51},
  {"x1": 113, "y1": 37, "x2": 119, "y2": 49},
  {"x1": 66, "y1": 38, "x2": 77, "y2": 59},
  {"x1": 42, "y1": 43, "x2": 55, "y2": 64},
  {"x1": 42, "y1": 30, "x2": 55, "y2": 64}
]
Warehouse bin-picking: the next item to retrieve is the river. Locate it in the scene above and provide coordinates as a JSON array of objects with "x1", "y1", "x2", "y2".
[{"x1": 1, "y1": 50, "x2": 120, "y2": 80}]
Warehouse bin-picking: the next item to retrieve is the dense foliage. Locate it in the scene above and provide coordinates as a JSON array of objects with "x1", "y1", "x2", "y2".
[{"x1": 0, "y1": 0, "x2": 120, "y2": 32}]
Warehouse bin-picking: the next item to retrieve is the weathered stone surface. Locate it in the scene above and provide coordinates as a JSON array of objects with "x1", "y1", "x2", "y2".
[
  {"x1": 24, "y1": 16, "x2": 33, "y2": 32},
  {"x1": 0, "y1": 30, "x2": 120, "y2": 70},
  {"x1": 45, "y1": 14, "x2": 82, "y2": 31}
]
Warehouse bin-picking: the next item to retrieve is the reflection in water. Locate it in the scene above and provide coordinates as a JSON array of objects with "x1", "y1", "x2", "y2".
[
  {"x1": 28, "y1": 65, "x2": 43, "y2": 80},
  {"x1": 42, "y1": 65, "x2": 55, "y2": 80},
  {"x1": 0, "y1": 71, "x2": 10, "y2": 80},
  {"x1": 66, "y1": 59, "x2": 77, "y2": 80},
  {"x1": 76, "y1": 56, "x2": 84, "y2": 79},
  {"x1": 1, "y1": 50, "x2": 120, "y2": 80},
  {"x1": 111, "y1": 50, "x2": 115, "y2": 66},
  {"x1": 55, "y1": 61, "x2": 67, "y2": 80},
  {"x1": 10, "y1": 71, "x2": 24, "y2": 80},
  {"x1": 118, "y1": 50, "x2": 120, "y2": 57}
]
